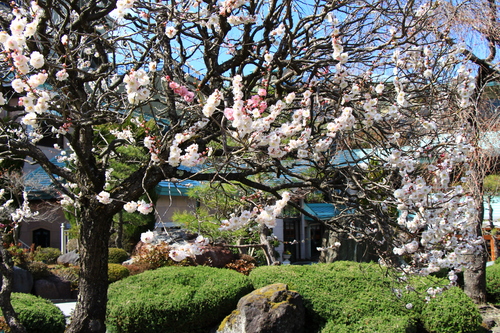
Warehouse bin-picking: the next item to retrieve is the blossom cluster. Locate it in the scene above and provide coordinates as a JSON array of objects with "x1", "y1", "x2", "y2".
[
  {"x1": 0, "y1": 190, "x2": 38, "y2": 230},
  {"x1": 139, "y1": 230, "x2": 209, "y2": 262},
  {"x1": 220, "y1": 192, "x2": 290, "y2": 230},
  {"x1": 124, "y1": 69, "x2": 150, "y2": 105}
]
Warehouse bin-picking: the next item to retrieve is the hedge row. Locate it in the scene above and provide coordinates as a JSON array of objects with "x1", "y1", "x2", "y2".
[
  {"x1": 1, "y1": 293, "x2": 65, "y2": 333},
  {"x1": 106, "y1": 262, "x2": 481, "y2": 333},
  {"x1": 249, "y1": 262, "x2": 481, "y2": 333}
]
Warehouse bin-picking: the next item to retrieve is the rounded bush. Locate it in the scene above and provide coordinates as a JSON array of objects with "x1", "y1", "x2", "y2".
[
  {"x1": 1, "y1": 293, "x2": 66, "y2": 333},
  {"x1": 26, "y1": 261, "x2": 51, "y2": 280},
  {"x1": 249, "y1": 262, "x2": 480, "y2": 333},
  {"x1": 108, "y1": 248, "x2": 129, "y2": 264},
  {"x1": 108, "y1": 263, "x2": 130, "y2": 283},
  {"x1": 487, "y1": 263, "x2": 500, "y2": 303},
  {"x1": 421, "y1": 286, "x2": 481, "y2": 333},
  {"x1": 107, "y1": 266, "x2": 253, "y2": 333},
  {"x1": 34, "y1": 247, "x2": 61, "y2": 264}
]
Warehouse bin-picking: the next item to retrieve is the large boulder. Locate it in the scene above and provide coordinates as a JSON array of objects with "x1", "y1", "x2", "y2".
[
  {"x1": 33, "y1": 275, "x2": 72, "y2": 300},
  {"x1": 12, "y1": 266, "x2": 33, "y2": 293},
  {"x1": 217, "y1": 283, "x2": 305, "y2": 333},
  {"x1": 57, "y1": 250, "x2": 79, "y2": 266}
]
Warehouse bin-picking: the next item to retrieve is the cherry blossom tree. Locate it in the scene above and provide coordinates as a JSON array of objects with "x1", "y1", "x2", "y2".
[{"x1": 0, "y1": 0, "x2": 494, "y2": 331}]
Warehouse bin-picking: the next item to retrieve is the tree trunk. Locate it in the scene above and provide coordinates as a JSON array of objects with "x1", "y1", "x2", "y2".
[
  {"x1": 116, "y1": 211, "x2": 123, "y2": 249},
  {"x1": 66, "y1": 205, "x2": 113, "y2": 333},
  {"x1": 464, "y1": 195, "x2": 487, "y2": 304},
  {"x1": 0, "y1": 242, "x2": 27, "y2": 333},
  {"x1": 464, "y1": 249, "x2": 487, "y2": 304}
]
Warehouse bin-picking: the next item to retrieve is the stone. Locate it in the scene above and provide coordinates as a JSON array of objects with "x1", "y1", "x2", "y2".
[
  {"x1": 195, "y1": 246, "x2": 235, "y2": 268},
  {"x1": 33, "y1": 275, "x2": 72, "y2": 300},
  {"x1": 217, "y1": 283, "x2": 305, "y2": 333},
  {"x1": 57, "y1": 250, "x2": 79, "y2": 266},
  {"x1": 12, "y1": 266, "x2": 33, "y2": 293}
]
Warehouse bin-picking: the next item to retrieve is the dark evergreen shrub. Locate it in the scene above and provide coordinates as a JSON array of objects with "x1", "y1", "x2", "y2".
[
  {"x1": 108, "y1": 248, "x2": 129, "y2": 264},
  {"x1": 1, "y1": 293, "x2": 66, "y2": 333},
  {"x1": 108, "y1": 263, "x2": 130, "y2": 283},
  {"x1": 34, "y1": 247, "x2": 61, "y2": 264},
  {"x1": 107, "y1": 266, "x2": 253, "y2": 333},
  {"x1": 52, "y1": 265, "x2": 80, "y2": 290},
  {"x1": 26, "y1": 261, "x2": 51, "y2": 280}
]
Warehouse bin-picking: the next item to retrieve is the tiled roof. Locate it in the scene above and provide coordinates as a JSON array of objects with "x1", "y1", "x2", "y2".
[{"x1": 24, "y1": 159, "x2": 65, "y2": 200}]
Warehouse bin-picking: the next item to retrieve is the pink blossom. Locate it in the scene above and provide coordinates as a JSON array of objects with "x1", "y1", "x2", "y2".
[{"x1": 224, "y1": 108, "x2": 234, "y2": 121}]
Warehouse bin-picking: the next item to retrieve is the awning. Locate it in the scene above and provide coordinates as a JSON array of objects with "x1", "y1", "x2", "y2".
[{"x1": 303, "y1": 203, "x2": 338, "y2": 221}]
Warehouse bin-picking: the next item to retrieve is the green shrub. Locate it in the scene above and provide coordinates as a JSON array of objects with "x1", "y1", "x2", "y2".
[
  {"x1": 107, "y1": 266, "x2": 253, "y2": 333},
  {"x1": 108, "y1": 248, "x2": 129, "y2": 264},
  {"x1": 421, "y1": 287, "x2": 481, "y2": 333},
  {"x1": 34, "y1": 247, "x2": 61, "y2": 264},
  {"x1": 108, "y1": 263, "x2": 130, "y2": 283},
  {"x1": 320, "y1": 315, "x2": 416, "y2": 333},
  {"x1": 249, "y1": 262, "x2": 480, "y2": 333},
  {"x1": 487, "y1": 263, "x2": 500, "y2": 303},
  {"x1": 26, "y1": 261, "x2": 51, "y2": 280},
  {"x1": 52, "y1": 265, "x2": 80, "y2": 290},
  {"x1": 1, "y1": 293, "x2": 66, "y2": 333}
]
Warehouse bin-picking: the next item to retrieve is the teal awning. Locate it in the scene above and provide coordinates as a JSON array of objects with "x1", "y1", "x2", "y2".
[
  {"x1": 155, "y1": 179, "x2": 200, "y2": 196},
  {"x1": 303, "y1": 203, "x2": 338, "y2": 221}
]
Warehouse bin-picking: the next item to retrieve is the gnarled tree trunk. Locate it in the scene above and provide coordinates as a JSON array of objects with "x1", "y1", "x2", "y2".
[{"x1": 66, "y1": 205, "x2": 113, "y2": 333}]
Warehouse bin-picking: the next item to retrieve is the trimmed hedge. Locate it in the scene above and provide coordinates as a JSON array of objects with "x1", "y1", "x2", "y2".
[
  {"x1": 34, "y1": 247, "x2": 61, "y2": 264},
  {"x1": 249, "y1": 261, "x2": 481, "y2": 333},
  {"x1": 421, "y1": 286, "x2": 481, "y2": 333},
  {"x1": 0, "y1": 293, "x2": 66, "y2": 333},
  {"x1": 487, "y1": 263, "x2": 500, "y2": 303},
  {"x1": 108, "y1": 248, "x2": 129, "y2": 264},
  {"x1": 106, "y1": 266, "x2": 254, "y2": 333},
  {"x1": 108, "y1": 263, "x2": 130, "y2": 283}
]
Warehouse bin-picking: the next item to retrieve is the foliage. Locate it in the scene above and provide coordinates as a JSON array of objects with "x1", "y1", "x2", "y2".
[
  {"x1": 320, "y1": 315, "x2": 416, "y2": 333},
  {"x1": 108, "y1": 248, "x2": 129, "y2": 264},
  {"x1": 249, "y1": 262, "x2": 480, "y2": 333},
  {"x1": 0, "y1": 293, "x2": 66, "y2": 333},
  {"x1": 51, "y1": 265, "x2": 80, "y2": 290},
  {"x1": 123, "y1": 263, "x2": 152, "y2": 276},
  {"x1": 6, "y1": 244, "x2": 33, "y2": 268},
  {"x1": 484, "y1": 175, "x2": 500, "y2": 195},
  {"x1": 34, "y1": 247, "x2": 61, "y2": 264},
  {"x1": 224, "y1": 258, "x2": 256, "y2": 275},
  {"x1": 486, "y1": 263, "x2": 500, "y2": 303},
  {"x1": 173, "y1": 183, "x2": 258, "y2": 243},
  {"x1": 108, "y1": 263, "x2": 130, "y2": 283},
  {"x1": 26, "y1": 261, "x2": 51, "y2": 280},
  {"x1": 420, "y1": 287, "x2": 482, "y2": 333},
  {"x1": 106, "y1": 266, "x2": 254, "y2": 333},
  {"x1": 131, "y1": 242, "x2": 195, "y2": 269}
]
